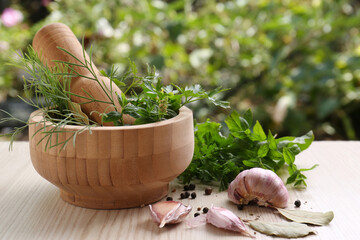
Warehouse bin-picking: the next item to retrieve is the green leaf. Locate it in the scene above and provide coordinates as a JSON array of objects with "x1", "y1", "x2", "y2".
[
  {"x1": 207, "y1": 87, "x2": 229, "y2": 97},
  {"x1": 99, "y1": 69, "x2": 108, "y2": 77},
  {"x1": 267, "y1": 130, "x2": 277, "y2": 150},
  {"x1": 253, "y1": 120, "x2": 267, "y2": 141},
  {"x1": 239, "y1": 117, "x2": 250, "y2": 131},
  {"x1": 277, "y1": 208, "x2": 334, "y2": 226},
  {"x1": 208, "y1": 97, "x2": 230, "y2": 108},
  {"x1": 243, "y1": 109, "x2": 253, "y2": 127},
  {"x1": 283, "y1": 147, "x2": 295, "y2": 165},
  {"x1": 117, "y1": 92, "x2": 128, "y2": 107},
  {"x1": 122, "y1": 104, "x2": 142, "y2": 119},
  {"x1": 294, "y1": 179, "x2": 307, "y2": 186},
  {"x1": 257, "y1": 143, "x2": 269, "y2": 158},
  {"x1": 286, "y1": 170, "x2": 299, "y2": 184},
  {"x1": 243, "y1": 159, "x2": 260, "y2": 168},
  {"x1": 112, "y1": 77, "x2": 126, "y2": 87},
  {"x1": 225, "y1": 111, "x2": 243, "y2": 132},
  {"x1": 288, "y1": 144, "x2": 302, "y2": 155},
  {"x1": 249, "y1": 221, "x2": 316, "y2": 238},
  {"x1": 276, "y1": 131, "x2": 314, "y2": 152},
  {"x1": 268, "y1": 149, "x2": 283, "y2": 159},
  {"x1": 102, "y1": 111, "x2": 122, "y2": 123}
]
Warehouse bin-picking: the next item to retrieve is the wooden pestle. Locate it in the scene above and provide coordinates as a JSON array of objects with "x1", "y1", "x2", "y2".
[{"x1": 32, "y1": 23, "x2": 134, "y2": 125}]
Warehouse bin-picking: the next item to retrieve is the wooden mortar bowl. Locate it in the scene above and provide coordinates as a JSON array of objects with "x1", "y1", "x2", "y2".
[{"x1": 28, "y1": 107, "x2": 194, "y2": 209}]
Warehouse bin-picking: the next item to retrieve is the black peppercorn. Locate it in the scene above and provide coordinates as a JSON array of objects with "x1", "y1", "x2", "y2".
[
  {"x1": 184, "y1": 185, "x2": 190, "y2": 191},
  {"x1": 189, "y1": 183, "x2": 196, "y2": 190},
  {"x1": 184, "y1": 191, "x2": 190, "y2": 198},
  {"x1": 204, "y1": 187, "x2": 213, "y2": 195},
  {"x1": 191, "y1": 192, "x2": 196, "y2": 199},
  {"x1": 180, "y1": 193, "x2": 186, "y2": 199},
  {"x1": 203, "y1": 207, "x2": 209, "y2": 213},
  {"x1": 166, "y1": 196, "x2": 173, "y2": 201},
  {"x1": 295, "y1": 200, "x2": 301, "y2": 207},
  {"x1": 194, "y1": 212, "x2": 200, "y2": 217}
]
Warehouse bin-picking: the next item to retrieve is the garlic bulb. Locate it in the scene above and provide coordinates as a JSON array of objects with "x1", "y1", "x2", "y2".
[
  {"x1": 228, "y1": 168, "x2": 288, "y2": 208},
  {"x1": 149, "y1": 201, "x2": 192, "y2": 228}
]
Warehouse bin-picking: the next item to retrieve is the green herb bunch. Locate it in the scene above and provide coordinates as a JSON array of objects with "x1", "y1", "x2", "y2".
[
  {"x1": 178, "y1": 109, "x2": 317, "y2": 191},
  {"x1": 102, "y1": 65, "x2": 229, "y2": 125},
  {"x1": 1, "y1": 43, "x2": 229, "y2": 150}
]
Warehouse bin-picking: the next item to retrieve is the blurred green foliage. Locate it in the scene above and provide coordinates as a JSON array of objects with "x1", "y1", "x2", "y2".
[{"x1": 2, "y1": 0, "x2": 360, "y2": 139}]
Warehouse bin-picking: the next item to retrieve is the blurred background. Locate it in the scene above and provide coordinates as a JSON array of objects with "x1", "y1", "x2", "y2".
[{"x1": 1, "y1": 0, "x2": 360, "y2": 140}]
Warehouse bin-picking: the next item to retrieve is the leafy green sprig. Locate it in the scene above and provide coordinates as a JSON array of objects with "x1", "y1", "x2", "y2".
[
  {"x1": 178, "y1": 109, "x2": 317, "y2": 191},
  {"x1": 1, "y1": 43, "x2": 120, "y2": 150},
  {"x1": 1, "y1": 46, "x2": 99, "y2": 150},
  {"x1": 102, "y1": 64, "x2": 230, "y2": 125}
]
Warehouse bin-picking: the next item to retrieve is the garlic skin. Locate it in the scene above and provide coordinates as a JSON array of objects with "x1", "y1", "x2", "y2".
[
  {"x1": 186, "y1": 206, "x2": 253, "y2": 237},
  {"x1": 228, "y1": 168, "x2": 288, "y2": 208},
  {"x1": 149, "y1": 201, "x2": 192, "y2": 228}
]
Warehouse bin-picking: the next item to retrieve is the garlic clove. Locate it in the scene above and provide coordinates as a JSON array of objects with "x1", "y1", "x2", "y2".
[
  {"x1": 228, "y1": 168, "x2": 289, "y2": 208},
  {"x1": 149, "y1": 201, "x2": 192, "y2": 228},
  {"x1": 206, "y1": 206, "x2": 254, "y2": 237},
  {"x1": 186, "y1": 214, "x2": 207, "y2": 229}
]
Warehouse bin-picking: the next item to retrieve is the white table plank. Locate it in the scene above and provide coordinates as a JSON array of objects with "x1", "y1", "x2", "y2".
[{"x1": 0, "y1": 141, "x2": 359, "y2": 239}]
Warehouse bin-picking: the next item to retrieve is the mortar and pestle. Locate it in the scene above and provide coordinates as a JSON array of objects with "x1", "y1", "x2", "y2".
[{"x1": 28, "y1": 23, "x2": 194, "y2": 209}]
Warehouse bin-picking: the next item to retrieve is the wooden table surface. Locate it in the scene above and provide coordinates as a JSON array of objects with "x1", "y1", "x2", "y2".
[{"x1": 0, "y1": 141, "x2": 359, "y2": 240}]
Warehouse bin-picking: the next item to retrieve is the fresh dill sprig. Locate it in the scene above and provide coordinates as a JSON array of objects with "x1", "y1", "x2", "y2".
[{"x1": 1, "y1": 44, "x2": 112, "y2": 151}]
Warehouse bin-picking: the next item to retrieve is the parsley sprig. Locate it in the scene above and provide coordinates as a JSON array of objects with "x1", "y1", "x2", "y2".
[
  {"x1": 102, "y1": 64, "x2": 229, "y2": 125},
  {"x1": 178, "y1": 109, "x2": 317, "y2": 191}
]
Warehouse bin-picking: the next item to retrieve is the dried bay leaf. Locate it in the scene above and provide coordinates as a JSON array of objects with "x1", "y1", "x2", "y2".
[
  {"x1": 249, "y1": 221, "x2": 316, "y2": 238},
  {"x1": 277, "y1": 208, "x2": 334, "y2": 226}
]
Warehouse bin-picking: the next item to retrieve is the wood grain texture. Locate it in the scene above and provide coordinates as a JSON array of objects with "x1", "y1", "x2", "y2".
[
  {"x1": 27, "y1": 106, "x2": 194, "y2": 209},
  {"x1": 1, "y1": 141, "x2": 359, "y2": 239},
  {"x1": 32, "y1": 22, "x2": 133, "y2": 125}
]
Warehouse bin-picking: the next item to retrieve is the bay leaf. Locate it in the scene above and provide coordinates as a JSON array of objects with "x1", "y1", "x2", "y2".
[
  {"x1": 277, "y1": 208, "x2": 334, "y2": 226},
  {"x1": 67, "y1": 101, "x2": 89, "y2": 124},
  {"x1": 249, "y1": 221, "x2": 316, "y2": 238}
]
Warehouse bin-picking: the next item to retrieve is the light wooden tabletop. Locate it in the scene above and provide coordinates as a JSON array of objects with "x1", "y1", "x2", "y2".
[{"x1": 0, "y1": 141, "x2": 359, "y2": 240}]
